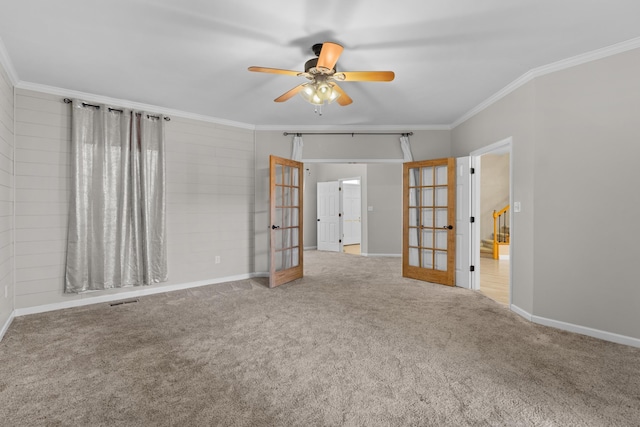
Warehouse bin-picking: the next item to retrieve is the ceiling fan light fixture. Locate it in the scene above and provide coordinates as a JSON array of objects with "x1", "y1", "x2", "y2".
[
  {"x1": 299, "y1": 81, "x2": 340, "y2": 105},
  {"x1": 299, "y1": 83, "x2": 323, "y2": 105}
]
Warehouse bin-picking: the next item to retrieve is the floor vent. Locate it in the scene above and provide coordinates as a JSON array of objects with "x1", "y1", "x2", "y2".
[{"x1": 110, "y1": 299, "x2": 139, "y2": 307}]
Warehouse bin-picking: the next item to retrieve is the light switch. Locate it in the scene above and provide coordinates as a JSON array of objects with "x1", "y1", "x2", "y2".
[
  {"x1": 367, "y1": 206, "x2": 374, "y2": 212},
  {"x1": 514, "y1": 202, "x2": 521, "y2": 213}
]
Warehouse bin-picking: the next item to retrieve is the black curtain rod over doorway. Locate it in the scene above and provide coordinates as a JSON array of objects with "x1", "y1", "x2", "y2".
[
  {"x1": 63, "y1": 98, "x2": 170, "y2": 121},
  {"x1": 283, "y1": 132, "x2": 413, "y2": 137}
]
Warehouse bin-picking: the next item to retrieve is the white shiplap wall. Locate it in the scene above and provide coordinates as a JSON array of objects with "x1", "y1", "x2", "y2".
[
  {"x1": 14, "y1": 89, "x2": 255, "y2": 310},
  {"x1": 0, "y1": 61, "x2": 14, "y2": 330}
]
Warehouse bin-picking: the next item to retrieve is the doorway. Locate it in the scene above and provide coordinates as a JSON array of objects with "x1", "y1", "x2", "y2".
[
  {"x1": 340, "y1": 178, "x2": 362, "y2": 255},
  {"x1": 471, "y1": 139, "x2": 513, "y2": 306},
  {"x1": 316, "y1": 177, "x2": 363, "y2": 255}
]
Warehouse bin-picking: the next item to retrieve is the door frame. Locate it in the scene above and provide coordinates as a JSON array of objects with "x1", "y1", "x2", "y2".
[{"x1": 470, "y1": 137, "x2": 513, "y2": 305}]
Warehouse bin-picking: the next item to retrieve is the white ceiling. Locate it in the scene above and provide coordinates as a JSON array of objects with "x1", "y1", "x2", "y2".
[{"x1": 1, "y1": 0, "x2": 640, "y2": 128}]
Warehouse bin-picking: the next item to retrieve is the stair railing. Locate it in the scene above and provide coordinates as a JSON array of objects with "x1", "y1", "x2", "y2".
[{"x1": 492, "y1": 204, "x2": 510, "y2": 259}]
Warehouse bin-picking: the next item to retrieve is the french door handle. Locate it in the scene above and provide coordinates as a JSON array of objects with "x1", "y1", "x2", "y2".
[
  {"x1": 444, "y1": 225, "x2": 453, "y2": 230},
  {"x1": 271, "y1": 225, "x2": 280, "y2": 230}
]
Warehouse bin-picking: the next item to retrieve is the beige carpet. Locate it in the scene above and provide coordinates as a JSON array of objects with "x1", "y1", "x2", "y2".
[{"x1": 1, "y1": 251, "x2": 639, "y2": 426}]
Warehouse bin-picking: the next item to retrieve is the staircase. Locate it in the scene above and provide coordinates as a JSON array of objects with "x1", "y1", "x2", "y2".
[
  {"x1": 480, "y1": 204, "x2": 510, "y2": 259},
  {"x1": 481, "y1": 225, "x2": 510, "y2": 258}
]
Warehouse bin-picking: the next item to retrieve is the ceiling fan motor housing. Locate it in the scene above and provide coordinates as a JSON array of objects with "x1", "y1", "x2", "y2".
[{"x1": 305, "y1": 57, "x2": 337, "y2": 74}]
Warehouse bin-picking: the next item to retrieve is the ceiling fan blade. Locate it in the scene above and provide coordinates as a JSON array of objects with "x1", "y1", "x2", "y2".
[
  {"x1": 332, "y1": 84, "x2": 353, "y2": 106},
  {"x1": 274, "y1": 84, "x2": 305, "y2": 102},
  {"x1": 339, "y1": 71, "x2": 395, "y2": 82},
  {"x1": 248, "y1": 66, "x2": 301, "y2": 77},
  {"x1": 317, "y1": 42, "x2": 344, "y2": 71}
]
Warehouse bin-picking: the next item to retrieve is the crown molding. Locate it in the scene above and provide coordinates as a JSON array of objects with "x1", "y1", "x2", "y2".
[
  {"x1": 451, "y1": 36, "x2": 640, "y2": 129},
  {"x1": 15, "y1": 81, "x2": 256, "y2": 130},
  {"x1": 0, "y1": 36, "x2": 19, "y2": 86},
  {"x1": 255, "y1": 124, "x2": 451, "y2": 132}
]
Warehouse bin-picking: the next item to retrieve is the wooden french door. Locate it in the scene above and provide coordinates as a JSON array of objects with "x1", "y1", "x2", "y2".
[
  {"x1": 269, "y1": 155, "x2": 304, "y2": 288},
  {"x1": 403, "y1": 158, "x2": 456, "y2": 286}
]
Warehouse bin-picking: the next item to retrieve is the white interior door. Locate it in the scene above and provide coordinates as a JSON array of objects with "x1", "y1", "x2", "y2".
[
  {"x1": 342, "y1": 183, "x2": 361, "y2": 245},
  {"x1": 317, "y1": 181, "x2": 340, "y2": 252},
  {"x1": 455, "y1": 157, "x2": 473, "y2": 289}
]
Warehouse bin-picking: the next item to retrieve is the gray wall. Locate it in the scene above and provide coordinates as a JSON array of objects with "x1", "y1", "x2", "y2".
[
  {"x1": 532, "y1": 48, "x2": 640, "y2": 338},
  {"x1": 0, "y1": 61, "x2": 13, "y2": 330},
  {"x1": 13, "y1": 89, "x2": 255, "y2": 309},
  {"x1": 451, "y1": 81, "x2": 536, "y2": 314},
  {"x1": 452, "y1": 47, "x2": 640, "y2": 340},
  {"x1": 254, "y1": 130, "x2": 450, "y2": 272}
]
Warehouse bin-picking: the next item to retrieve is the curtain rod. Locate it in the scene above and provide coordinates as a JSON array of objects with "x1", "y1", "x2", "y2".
[
  {"x1": 283, "y1": 131, "x2": 413, "y2": 137},
  {"x1": 63, "y1": 98, "x2": 170, "y2": 121}
]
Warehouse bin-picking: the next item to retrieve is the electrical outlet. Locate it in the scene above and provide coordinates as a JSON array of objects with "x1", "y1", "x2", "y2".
[{"x1": 215, "y1": 256, "x2": 221, "y2": 264}]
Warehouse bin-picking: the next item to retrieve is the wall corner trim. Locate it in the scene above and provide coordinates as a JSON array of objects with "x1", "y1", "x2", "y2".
[
  {"x1": 451, "y1": 36, "x2": 640, "y2": 129},
  {"x1": 0, "y1": 310, "x2": 16, "y2": 342},
  {"x1": 0, "y1": 39, "x2": 20, "y2": 86},
  {"x1": 0, "y1": 36, "x2": 19, "y2": 85},
  {"x1": 510, "y1": 304, "x2": 533, "y2": 321}
]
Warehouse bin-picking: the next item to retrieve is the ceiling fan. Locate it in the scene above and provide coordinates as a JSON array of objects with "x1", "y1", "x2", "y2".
[{"x1": 248, "y1": 42, "x2": 395, "y2": 109}]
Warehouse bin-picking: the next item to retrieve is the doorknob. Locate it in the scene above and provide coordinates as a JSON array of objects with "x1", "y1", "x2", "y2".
[
  {"x1": 271, "y1": 225, "x2": 280, "y2": 230},
  {"x1": 443, "y1": 225, "x2": 453, "y2": 230}
]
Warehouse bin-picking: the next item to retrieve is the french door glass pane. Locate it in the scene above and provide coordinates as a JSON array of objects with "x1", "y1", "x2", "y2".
[
  {"x1": 292, "y1": 248, "x2": 299, "y2": 267},
  {"x1": 292, "y1": 168, "x2": 299, "y2": 186},
  {"x1": 291, "y1": 188, "x2": 299, "y2": 207},
  {"x1": 283, "y1": 166, "x2": 291, "y2": 185},
  {"x1": 435, "y1": 208, "x2": 448, "y2": 228},
  {"x1": 290, "y1": 208, "x2": 299, "y2": 227},
  {"x1": 435, "y1": 230, "x2": 447, "y2": 250},
  {"x1": 409, "y1": 248, "x2": 419, "y2": 267},
  {"x1": 409, "y1": 208, "x2": 419, "y2": 227},
  {"x1": 435, "y1": 166, "x2": 448, "y2": 185},
  {"x1": 422, "y1": 249, "x2": 433, "y2": 269},
  {"x1": 422, "y1": 229, "x2": 433, "y2": 249},
  {"x1": 422, "y1": 167, "x2": 433, "y2": 185},
  {"x1": 435, "y1": 187, "x2": 447, "y2": 206},
  {"x1": 435, "y1": 251, "x2": 447, "y2": 271},
  {"x1": 283, "y1": 186, "x2": 291, "y2": 206},
  {"x1": 421, "y1": 208, "x2": 433, "y2": 227},
  {"x1": 409, "y1": 187, "x2": 419, "y2": 207},
  {"x1": 276, "y1": 165, "x2": 283, "y2": 185},
  {"x1": 409, "y1": 227, "x2": 419, "y2": 246},
  {"x1": 422, "y1": 188, "x2": 433, "y2": 207}
]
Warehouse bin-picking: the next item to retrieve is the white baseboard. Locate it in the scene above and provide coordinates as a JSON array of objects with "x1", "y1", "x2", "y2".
[
  {"x1": 0, "y1": 310, "x2": 15, "y2": 342},
  {"x1": 510, "y1": 304, "x2": 533, "y2": 321},
  {"x1": 361, "y1": 253, "x2": 402, "y2": 258},
  {"x1": 511, "y1": 304, "x2": 640, "y2": 349},
  {"x1": 304, "y1": 246, "x2": 317, "y2": 251},
  {"x1": 14, "y1": 273, "x2": 261, "y2": 317}
]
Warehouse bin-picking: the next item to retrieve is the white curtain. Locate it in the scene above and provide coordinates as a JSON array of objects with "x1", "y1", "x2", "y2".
[
  {"x1": 65, "y1": 100, "x2": 167, "y2": 293},
  {"x1": 400, "y1": 134, "x2": 414, "y2": 162},
  {"x1": 291, "y1": 135, "x2": 303, "y2": 161}
]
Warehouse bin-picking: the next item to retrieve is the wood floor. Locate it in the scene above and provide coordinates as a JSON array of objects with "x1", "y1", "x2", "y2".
[
  {"x1": 479, "y1": 257, "x2": 510, "y2": 305},
  {"x1": 343, "y1": 244, "x2": 361, "y2": 255}
]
